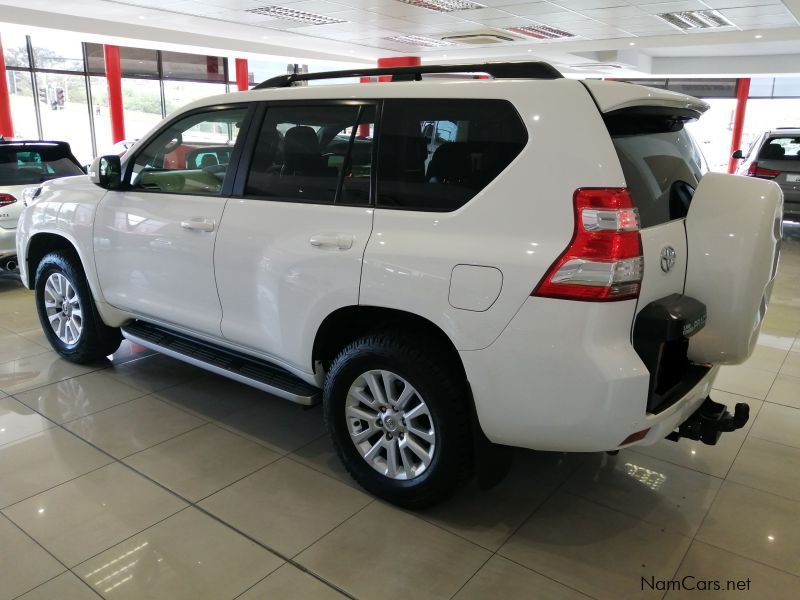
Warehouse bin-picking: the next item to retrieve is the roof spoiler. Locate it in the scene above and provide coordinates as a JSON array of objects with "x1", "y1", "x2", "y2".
[{"x1": 581, "y1": 80, "x2": 709, "y2": 117}]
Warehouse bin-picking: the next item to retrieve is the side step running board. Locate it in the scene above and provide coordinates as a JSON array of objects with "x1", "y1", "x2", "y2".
[{"x1": 121, "y1": 321, "x2": 321, "y2": 406}]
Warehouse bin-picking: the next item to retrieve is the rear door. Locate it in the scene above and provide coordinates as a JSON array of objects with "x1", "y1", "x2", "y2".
[{"x1": 214, "y1": 101, "x2": 376, "y2": 373}]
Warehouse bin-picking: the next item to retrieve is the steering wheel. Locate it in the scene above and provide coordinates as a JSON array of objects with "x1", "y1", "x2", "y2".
[{"x1": 163, "y1": 132, "x2": 183, "y2": 154}]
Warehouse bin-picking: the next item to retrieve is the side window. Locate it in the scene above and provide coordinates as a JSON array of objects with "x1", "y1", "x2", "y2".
[
  {"x1": 246, "y1": 104, "x2": 375, "y2": 205},
  {"x1": 129, "y1": 107, "x2": 247, "y2": 195},
  {"x1": 377, "y1": 99, "x2": 527, "y2": 212}
]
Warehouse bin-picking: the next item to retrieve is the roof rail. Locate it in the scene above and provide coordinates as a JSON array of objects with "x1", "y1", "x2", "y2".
[{"x1": 254, "y1": 61, "x2": 563, "y2": 89}]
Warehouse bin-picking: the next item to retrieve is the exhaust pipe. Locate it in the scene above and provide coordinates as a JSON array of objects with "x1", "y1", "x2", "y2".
[{"x1": 4, "y1": 259, "x2": 17, "y2": 271}]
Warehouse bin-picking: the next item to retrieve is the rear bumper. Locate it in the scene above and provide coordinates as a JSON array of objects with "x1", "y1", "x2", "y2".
[
  {"x1": 0, "y1": 226, "x2": 16, "y2": 260},
  {"x1": 461, "y1": 297, "x2": 718, "y2": 452}
]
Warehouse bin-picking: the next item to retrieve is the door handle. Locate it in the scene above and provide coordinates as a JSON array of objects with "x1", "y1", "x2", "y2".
[
  {"x1": 181, "y1": 217, "x2": 215, "y2": 233},
  {"x1": 309, "y1": 233, "x2": 354, "y2": 250}
]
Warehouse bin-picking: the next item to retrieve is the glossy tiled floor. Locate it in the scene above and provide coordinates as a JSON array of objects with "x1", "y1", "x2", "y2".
[{"x1": 1, "y1": 224, "x2": 799, "y2": 600}]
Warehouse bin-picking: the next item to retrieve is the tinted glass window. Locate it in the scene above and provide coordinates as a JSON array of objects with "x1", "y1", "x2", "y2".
[
  {"x1": 246, "y1": 104, "x2": 375, "y2": 205},
  {"x1": 130, "y1": 108, "x2": 246, "y2": 195},
  {"x1": 377, "y1": 99, "x2": 527, "y2": 212},
  {"x1": 608, "y1": 118, "x2": 706, "y2": 228},
  {"x1": 759, "y1": 136, "x2": 800, "y2": 162},
  {"x1": 161, "y1": 51, "x2": 226, "y2": 82},
  {"x1": 0, "y1": 146, "x2": 83, "y2": 185}
]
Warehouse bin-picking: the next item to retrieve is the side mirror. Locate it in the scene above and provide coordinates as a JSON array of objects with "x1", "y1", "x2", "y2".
[
  {"x1": 88, "y1": 155, "x2": 123, "y2": 189},
  {"x1": 731, "y1": 149, "x2": 744, "y2": 160}
]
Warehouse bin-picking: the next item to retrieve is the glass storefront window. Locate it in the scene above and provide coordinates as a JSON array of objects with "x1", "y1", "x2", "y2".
[
  {"x1": 7, "y1": 70, "x2": 38, "y2": 139},
  {"x1": 305, "y1": 62, "x2": 361, "y2": 86},
  {"x1": 248, "y1": 60, "x2": 293, "y2": 86},
  {"x1": 90, "y1": 76, "x2": 114, "y2": 154},
  {"x1": 162, "y1": 81, "x2": 226, "y2": 115},
  {"x1": 161, "y1": 51, "x2": 225, "y2": 82},
  {"x1": 2, "y1": 32, "x2": 30, "y2": 68},
  {"x1": 86, "y1": 43, "x2": 159, "y2": 78},
  {"x1": 30, "y1": 34, "x2": 84, "y2": 71},
  {"x1": 35, "y1": 73, "x2": 93, "y2": 163},
  {"x1": 122, "y1": 78, "x2": 163, "y2": 141},
  {"x1": 743, "y1": 98, "x2": 800, "y2": 145},
  {"x1": 773, "y1": 78, "x2": 800, "y2": 98},
  {"x1": 749, "y1": 78, "x2": 773, "y2": 98},
  {"x1": 685, "y1": 98, "x2": 737, "y2": 172}
]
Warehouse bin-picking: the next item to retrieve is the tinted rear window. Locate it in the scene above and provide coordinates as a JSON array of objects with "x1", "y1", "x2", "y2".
[
  {"x1": 377, "y1": 99, "x2": 527, "y2": 212},
  {"x1": 607, "y1": 119, "x2": 706, "y2": 228},
  {"x1": 0, "y1": 147, "x2": 83, "y2": 185},
  {"x1": 758, "y1": 136, "x2": 800, "y2": 161}
]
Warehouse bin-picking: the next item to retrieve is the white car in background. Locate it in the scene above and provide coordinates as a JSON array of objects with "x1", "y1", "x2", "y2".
[
  {"x1": 0, "y1": 140, "x2": 85, "y2": 271},
  {"x1": 14, "y1": 62, "x2": 784, "y2": 507}
]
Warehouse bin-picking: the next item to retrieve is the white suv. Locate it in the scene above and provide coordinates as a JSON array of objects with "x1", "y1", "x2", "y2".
[{"x1": 16, "y1": 62, "x2": 783, "y2": 507}]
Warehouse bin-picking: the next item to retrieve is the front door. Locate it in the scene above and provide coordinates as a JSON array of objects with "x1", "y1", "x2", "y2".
[
  {"x1": 94, "y1": 105, "x2": 249, "y2": 337},
  {"x1": 214, "y1": 102, "x2": 376, "y2": 373}
]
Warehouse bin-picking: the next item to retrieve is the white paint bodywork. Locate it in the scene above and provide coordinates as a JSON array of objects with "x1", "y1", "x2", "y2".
[
  {"x1": 448, "y1": 265, "x2": 503, "y2": 312},
  {"x1": 1, "y1": 184, "x2": 30, "y2": 260},
  {"x1": 685, "y1": 173, "x2": 783, "y2": 365},
  {"x1": 94, "y1": 190, "x2": 227, "y2": 337},
  {"x1": 582, "y1": 80, "x2": 710, "y2": 115},
  {"x1": 14, "y1": 77, "x2": 780, "y2": 453},
  {"x1": 214, "y1": 200, "x2": 374, "y2": 375}
]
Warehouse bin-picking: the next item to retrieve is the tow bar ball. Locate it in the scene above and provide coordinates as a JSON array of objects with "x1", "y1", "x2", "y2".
[{"x1": 666, "y1": 397, "x2": 750, "y2": 446}]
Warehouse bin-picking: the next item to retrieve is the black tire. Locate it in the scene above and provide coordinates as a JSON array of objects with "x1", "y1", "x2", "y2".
[
  {"x1": 34, "y1": 250, "x2": 122, "y2": 363},
  {"x1": 324, "y1": 332, "x2": 472, "y2": 508}
]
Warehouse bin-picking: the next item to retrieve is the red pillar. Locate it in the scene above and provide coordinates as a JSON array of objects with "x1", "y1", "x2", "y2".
[
  {"x1": 235, "y1": 58, "x2": 249, "y2": 91},
  {"x1": 0, "y1": 34, "x2": 14, "y2": 138},
  {"x1": 728, "y1": 77, "x2": 751, "y2": 174},
  {"x1": 104, "y1": 44, "x2": 125, "y2": 143},
  {"x1": 377, "y1": 56, "x2": 420, "y2": 82}
]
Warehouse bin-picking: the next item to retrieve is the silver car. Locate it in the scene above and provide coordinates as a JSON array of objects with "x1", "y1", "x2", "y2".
[{"x1": 733, "y1": 127, "x2": 800, "y2": 220}]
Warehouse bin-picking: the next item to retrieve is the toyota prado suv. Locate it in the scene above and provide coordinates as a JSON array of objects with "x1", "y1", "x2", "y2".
[{"x1": 15, "y1": 62, "x2": 783, "y2": 507}]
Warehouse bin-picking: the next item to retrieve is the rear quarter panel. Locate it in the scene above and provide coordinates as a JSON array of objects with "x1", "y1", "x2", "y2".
[{"x1": 360, "y1": 79, "x2": 628, "y2": 350}]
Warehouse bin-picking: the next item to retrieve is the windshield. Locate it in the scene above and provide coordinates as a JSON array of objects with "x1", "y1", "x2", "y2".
[{"x1": 0, "y1": 147, "x2": 84, "y2": 185}]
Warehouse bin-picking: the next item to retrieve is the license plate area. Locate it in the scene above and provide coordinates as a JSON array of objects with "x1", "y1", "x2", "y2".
[{"x1": 787, "y1": 174, "x2": 800, "y2": 183}]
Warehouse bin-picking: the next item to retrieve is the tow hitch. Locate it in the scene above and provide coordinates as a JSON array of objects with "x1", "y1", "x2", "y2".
[{"x1": 666, "y1": 397, "x2": 750, "y2": 446}]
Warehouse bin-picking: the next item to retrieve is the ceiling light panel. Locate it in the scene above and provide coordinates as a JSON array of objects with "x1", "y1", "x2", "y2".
[
  {"x1": 245, "y1": 6, "x2": 346, "y2": 25},
  {"x1": 656, "y1": 10, "x2": 733, "y2": 30},
  {"x1": 396, "y1": 0, "x2": 486, "y2": 13},
  {"x1": 385, "y1": 34, "x2": 456, "y2": 47},
  {"x1": 505, "y1": 25, "x2": 575, "y2": 40}
]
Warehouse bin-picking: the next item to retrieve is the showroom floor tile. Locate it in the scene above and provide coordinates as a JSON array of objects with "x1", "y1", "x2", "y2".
[
  {"x1": 1, "y1": 225, "x2": 800, "y2": 599},
  {"x1": 76, "y1": 507, "x2": 283, "y2": 600}
]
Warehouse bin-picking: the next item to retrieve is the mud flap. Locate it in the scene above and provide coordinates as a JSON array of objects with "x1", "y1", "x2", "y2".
[{"x1": 684, "y1": 173, "x2": 783, "y2": 364}]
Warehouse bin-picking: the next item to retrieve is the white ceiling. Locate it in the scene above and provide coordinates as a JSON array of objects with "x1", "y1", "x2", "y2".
[{"x1": 1, "y1": 0, "x2": 799, "y2": 76}]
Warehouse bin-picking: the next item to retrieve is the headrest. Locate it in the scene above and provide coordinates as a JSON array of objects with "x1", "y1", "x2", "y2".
[
  {"x1": 284, "y1": 126, "x2": 319, "y2": 155},
  {"x1": 760, "y1": 143, "x2": 785, "y2": 159}
]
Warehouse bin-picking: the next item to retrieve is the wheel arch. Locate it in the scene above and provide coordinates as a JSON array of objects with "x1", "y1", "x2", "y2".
[
  {"x1": 313, "y1": 306, "x2": 467, "y2": 382},
  {"x1": 24, "y1": 232, "x2": 81, "y2": 288}
]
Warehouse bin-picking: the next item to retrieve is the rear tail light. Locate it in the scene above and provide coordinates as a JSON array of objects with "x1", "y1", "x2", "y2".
[
  {"x1": 746, "y1": 162, "x2": 781, "y2": 179},
  {"x1": 532, "y1": 188, "x2": 644, "y2": 301},
  {"x1": 0, "y1": 193, "x2": 17, "y2": 207}
]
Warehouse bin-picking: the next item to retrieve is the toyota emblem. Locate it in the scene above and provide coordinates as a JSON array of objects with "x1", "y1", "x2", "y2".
[{"x1": 660, "y1": 246, "x2": 676, "y2": 273}]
